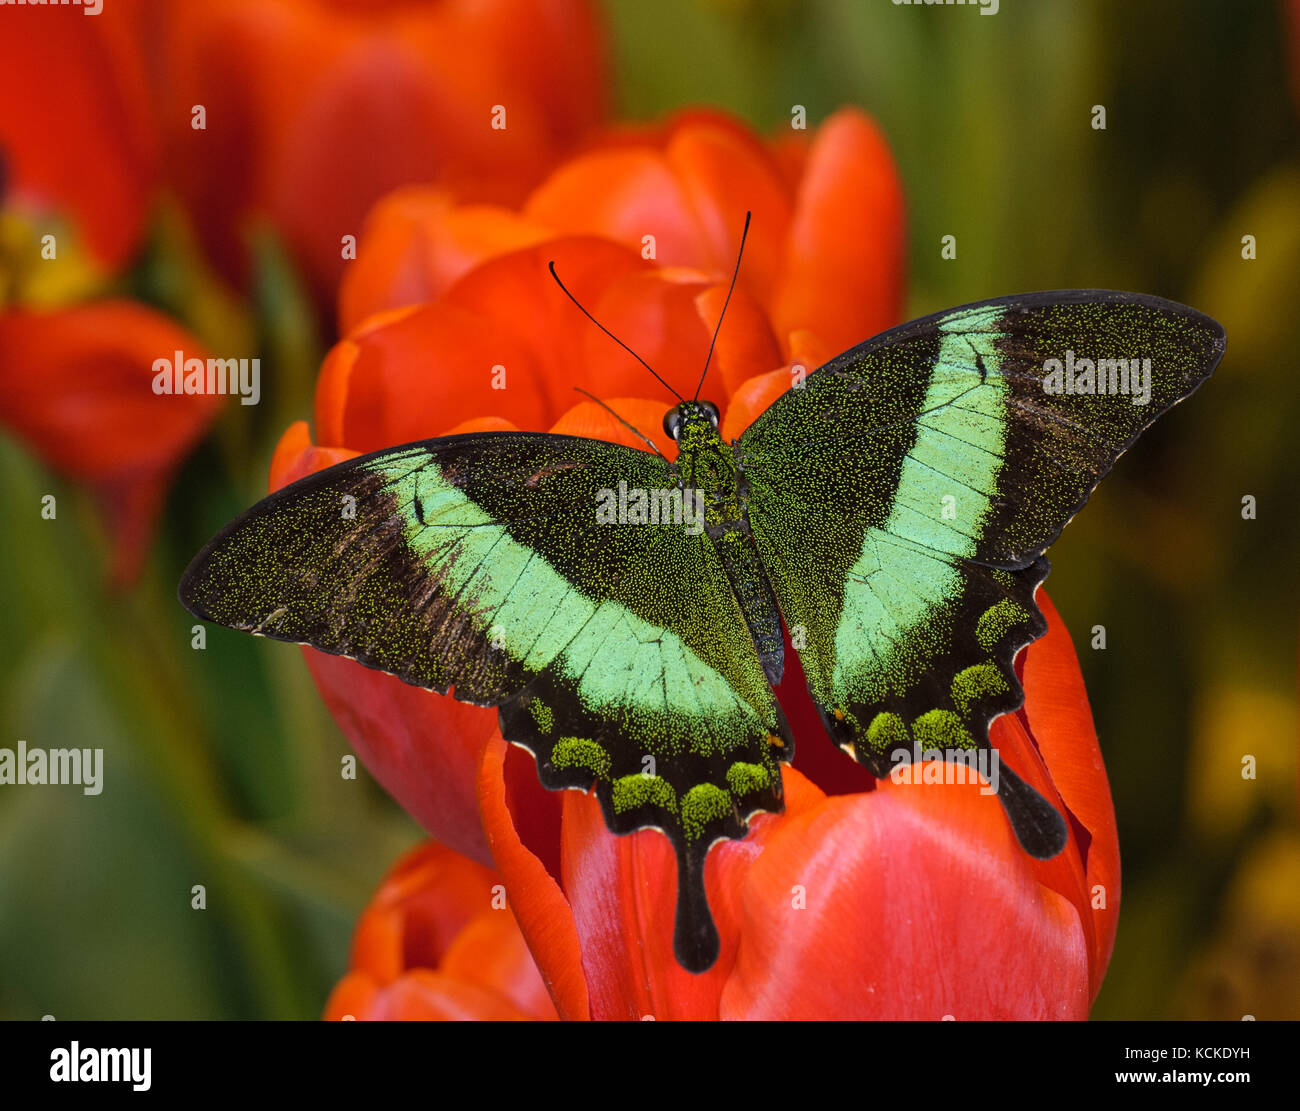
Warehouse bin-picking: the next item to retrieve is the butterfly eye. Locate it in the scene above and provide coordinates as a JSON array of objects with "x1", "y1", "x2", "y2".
[
  {"x1": 700, "y1": 400, "x2": 720, "y2": 428},
  {"x1": 663, "y1": 407, "x2": 684, "y2": 440}
]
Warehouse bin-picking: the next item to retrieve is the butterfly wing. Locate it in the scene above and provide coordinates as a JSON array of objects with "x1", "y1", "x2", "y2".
[
  {"x1": 180, "y1": 432, "x2": 791, "y2": 972},
  {"x1": 738, "y1": 291, "x2": 1225, "y2": 855}
]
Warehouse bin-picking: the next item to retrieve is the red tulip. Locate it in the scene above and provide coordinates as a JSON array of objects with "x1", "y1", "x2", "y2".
[
  {"x1": 0, "y1": 0, "x2": 156, "y2": 272},
  {"x1": 339, "y1": 105, "x2": 905, "y2": 353},
  {"x1": 324, "y1": 842, "x2": 557, "y2": 1020},
  {"x1": 0, "y1": 302, "x2": 222, "y2": 584},
  {"x1": 161, "y1": 0, "x2": 609, "y2": 299}
]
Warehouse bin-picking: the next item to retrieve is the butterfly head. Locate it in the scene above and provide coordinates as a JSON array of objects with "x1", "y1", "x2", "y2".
[{"x1": 663, "y1": 399, "x2": 720, "y2": 444}]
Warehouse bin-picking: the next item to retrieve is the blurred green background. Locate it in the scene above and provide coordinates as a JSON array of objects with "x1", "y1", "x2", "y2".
[{"x1": 2, "y1": 0, "x2": 1297, "y2": 1019}]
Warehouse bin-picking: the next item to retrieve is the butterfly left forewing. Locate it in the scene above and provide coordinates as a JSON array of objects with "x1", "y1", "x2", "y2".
[
  {"x1": 739, "y1": 292, "x2": 1224, "y2": 855},
  {"x1": 181, "y1": 430, "x2": 788, "y2": 972}
]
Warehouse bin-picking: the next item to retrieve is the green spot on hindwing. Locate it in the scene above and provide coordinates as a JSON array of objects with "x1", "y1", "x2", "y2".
[
  {"x1": 725, "y1": 761, "x2": 771, "y2": 796},
  {"x1": 551, "y1": 736, "x2": 611, "y2": 780},
  {"x1": 950, "y1": 663, "x2": 1010, "y2": 716},
  {"x1": 529, "y1": 699, "x2": 554, "y2": 735},
  {"x1": 866, "y1": 711, "x2": 909, "y2": 753},
  {"x1": 612, "y1": 773, "x2": 677, "y2": 814},
  {"x1": 989, "y1": 568, "x2": 1016, "y2": 591},
  {"x1": 912, "y1": 709, "x2": 976, "y2": 750},
  {"x1": 976, "y1": 599, "x2": 1030, "y2": 651},
  {"x1": 681, "y1": 784, "x2": 732, "y2": 840}
]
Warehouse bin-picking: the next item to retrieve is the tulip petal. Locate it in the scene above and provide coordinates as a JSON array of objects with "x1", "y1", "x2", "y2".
[
  {"x1": 525, "y1": 114, "x2": 791, "y2": 305},
  {"x1": 339, "y1": 188, "x2": 553, "y2": 332},
  {"x1": 1021, "y1": 589, "x2": 1121, "y2": 993},
  {"x1": 323, "y1": 300, "x2": 552, "y2": 451},
  {"x1": 557, "y1": 765, "x2": 828, "y2": 1020},
  {"x1": 348, "y1": 842, "x2": 498, "y2": 981},
  {"x1": 0, "y1": 3, "x2": 156, "y2": 269},
  {"x1": 478, "y1": 735, "x2": 591, "y2": 1020},
  {"x1": 304, "y1": 650, "x2": 499, "y2": 866},
  {"x1": 773, "y1": 107, "x2": 906, "y2": 358},
  {"x1": 444, "y1": 238, "x2": 713, "y2": 404},
  {"x1": 323, "y1": 972, "x2": 379, "y2": 1021},
  {"x1": 342, "y1": 969, "x2": 538, "y2": 1021},
  {"x1": 559, "y1": 791, "x2": 738, "y2": 1020},
  {"x1": 721, "y1": 778, "x2": 1090, "y2": 1019},
  {"x1": 549, "y1": 398, "x2": 675, "y2": 456},
  {"x1": 326, "y1": 839, "x2": 559, "y2": 1021},
  {"x1": 692, "y1": 283, "x2": 784, "y2": 399},
  {"x1": 441, "y1": 908, "x2": 560, "y2": 1020},
  {"x1": 719, "y1": 325, "x2": 836, "y2": 441},
  {"x1": 267, "y1": 420, "x2": 357, "y2": 492},
  {"x1": 0, "y1": 301, "x2": 221, "y2": 583}
]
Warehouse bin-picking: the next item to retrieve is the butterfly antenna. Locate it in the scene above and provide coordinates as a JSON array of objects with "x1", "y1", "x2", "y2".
[
  {"x1": 573, "y1": 387, "x2": 667, "y2": 460},
  {"x1": 693, "y1": 210, "x2": 751, "y2": 401},
  {"x1": 549, "y1": 261, "x2": 682, "y2": 402}
]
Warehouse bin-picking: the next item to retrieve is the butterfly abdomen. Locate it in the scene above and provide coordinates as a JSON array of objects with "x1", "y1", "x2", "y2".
[
  {"x1": 670, "y1": 414, "x2": 784, "y2": 683},
  {"x1": 714, "y1": 529, "x2": 784, "y2": 685}
]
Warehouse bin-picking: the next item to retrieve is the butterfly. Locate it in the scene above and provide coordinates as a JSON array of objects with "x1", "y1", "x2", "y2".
[{"x1": 180, "y1": 216, "x2": 1225, "y2": 973}]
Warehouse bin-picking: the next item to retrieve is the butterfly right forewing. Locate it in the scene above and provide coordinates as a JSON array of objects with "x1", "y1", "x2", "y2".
[{"x1": 738, "y1": 291, "x2": 1225, "y2": 855}]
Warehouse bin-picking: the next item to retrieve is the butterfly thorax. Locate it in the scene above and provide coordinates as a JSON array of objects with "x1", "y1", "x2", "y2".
[
  {"x1": 665, "y1": 401, "x2": 783, "y2": 682},
  {"x1": 667, "y1": 402, "x2": 746, "y2": 539}
]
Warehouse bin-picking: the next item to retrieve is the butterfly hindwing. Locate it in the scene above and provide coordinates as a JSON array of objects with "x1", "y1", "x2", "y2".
[
  {"x1": 740, "y1": 291, "x2": 1225, "y2": 853},
  {"x1": 180, "y1": 431, "x2": 789, "y2": 971}
]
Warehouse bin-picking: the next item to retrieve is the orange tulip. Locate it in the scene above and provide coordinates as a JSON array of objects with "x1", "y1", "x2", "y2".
[
  {"x1": 0, "y1": 1, "x2": 156, "y2": 273},
  {"x1": 324, "y1": 842, "x2": 557, "y2": 1020},
  {"x1": 0, "y1": 5, "x2": 207, "y2": 584},
  {"x1": 341, "y1": 105, "x2": 904, "y2": 354},
  {"x1": 161, "y1": 0, "x2": 609, "y2": 299},
  {"x1": 0, "y1": 302, "x2": 222, "y2": 584}
]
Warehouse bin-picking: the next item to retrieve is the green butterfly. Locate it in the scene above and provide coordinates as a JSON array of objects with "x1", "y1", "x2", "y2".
[{"x1": 180, "y1": 229, "x2": 1224, "y2": 973}]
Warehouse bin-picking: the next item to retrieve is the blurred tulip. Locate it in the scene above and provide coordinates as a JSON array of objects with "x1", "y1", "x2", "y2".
[
  {"x1": 162, "y1": 0, "x2": 609, "y2": 300},
  {"x1": 0, "y1": 2, "x2": 214, "y2": 584},
  {"x1": 0, "y1": 301, "x2": 222, "y2": 584},
  {"x1": 0, "y1": 1, "x2": 157, "y2": 275},
  {"x1": 324, "y1": 841, "x2": 557, "y2": 1020}
]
